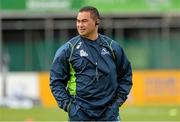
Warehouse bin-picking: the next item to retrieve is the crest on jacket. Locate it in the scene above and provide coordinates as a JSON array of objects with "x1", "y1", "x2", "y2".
[
  {"x1": 80, "y1": 49, "x2": 88, "y2": 57},
  {"x1": 101, "y1": 48, "x2": 110, "y2": 55}
]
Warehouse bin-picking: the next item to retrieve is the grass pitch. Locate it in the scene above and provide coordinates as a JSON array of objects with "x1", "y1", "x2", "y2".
[{"x1": 0, "y1": 105, "x2": 179, "y2": 121}]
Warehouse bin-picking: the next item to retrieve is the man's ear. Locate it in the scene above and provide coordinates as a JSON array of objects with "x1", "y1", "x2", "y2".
[{"x1": 95, "y1": 19, "x2": 100, "y2": 25}]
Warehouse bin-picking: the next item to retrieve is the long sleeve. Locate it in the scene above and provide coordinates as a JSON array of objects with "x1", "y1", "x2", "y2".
[
  {"x1": 50, "y1": 43, "x2": 71, "y2": 111},
  {"x1": 113, "y1": 42, "x2": 133, "y2": 106}
]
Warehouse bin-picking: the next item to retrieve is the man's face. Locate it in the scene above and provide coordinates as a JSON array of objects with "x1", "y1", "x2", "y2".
[{"x1": 76, "y1": 11, "x2": 97, "y2": 37}]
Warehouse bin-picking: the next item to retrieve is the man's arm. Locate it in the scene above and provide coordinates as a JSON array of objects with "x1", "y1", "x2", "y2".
[
  {"x1": 113, "y1": 42, "x2": 133, "y2": 106},
  {"x1": 50, "y1": 43, "x2": 72, "y2": 112}
]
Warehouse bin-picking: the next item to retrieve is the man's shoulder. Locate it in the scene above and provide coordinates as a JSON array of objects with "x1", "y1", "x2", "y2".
[
  {"x1": 68, "y1": 35, "x2": 81, "y2": 46},
  {"x1": 99, "y1": 34, "x2": 119, "y2": 46},
  {"x1": 57, "y1": 35, "x2": 80, "y2": 50},
  {"x1": 100, "y1": 34, "x2": 123, "y2": 52},
  {"x1": 99, "y1": 34, "x2": 113, "y2": 42}
]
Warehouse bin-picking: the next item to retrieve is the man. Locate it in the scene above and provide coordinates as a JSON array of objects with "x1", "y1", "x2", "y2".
[{"x1": 50, "y1": 6, "x2": 132, "y2": 121}]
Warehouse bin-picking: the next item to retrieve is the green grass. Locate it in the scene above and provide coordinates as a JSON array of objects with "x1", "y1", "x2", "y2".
[
  {"x1": 0, "y1": 105, "x2": 179, "y2": 121},
  {"x1": 120, "y1": 105, "x2": 180, "y2": 121},
  {"x1": 0, "y1": 107, "x2": 67, "y2": 121}
]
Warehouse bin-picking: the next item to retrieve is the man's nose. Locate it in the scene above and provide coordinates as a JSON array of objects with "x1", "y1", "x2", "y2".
[{"x1": 78, "y1": 22, "x2": 84, "y2": 27}]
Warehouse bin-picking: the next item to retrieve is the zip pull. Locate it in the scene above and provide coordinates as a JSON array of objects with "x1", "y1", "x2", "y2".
[{"x1": 95, "y1": 62, "x2": 99, "y2": 81}]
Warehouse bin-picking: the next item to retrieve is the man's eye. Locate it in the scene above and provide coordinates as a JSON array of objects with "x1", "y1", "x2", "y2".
[{"x1": 82, "y1": 20, "x2": 88, "y2": 22}]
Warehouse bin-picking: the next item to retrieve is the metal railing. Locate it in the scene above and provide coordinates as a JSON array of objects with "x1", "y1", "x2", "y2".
[{"x1": 1, "y1": 12, "x2": 180, "y2": 71}]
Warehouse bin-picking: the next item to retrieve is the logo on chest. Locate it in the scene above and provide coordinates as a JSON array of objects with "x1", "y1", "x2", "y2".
[
  {"x1": 101, "y1": 48, "x2": 110, "y2": 55},
  {"x1": 76, "y1": 42, "x2": 82, "y2": 49},
  {"x1": 80, "y1": 49, "x2": 88, "y2": 57}
]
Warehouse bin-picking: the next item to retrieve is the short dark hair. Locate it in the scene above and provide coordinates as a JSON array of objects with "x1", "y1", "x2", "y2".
[{"x1": 79, "y1": 6, "x2": 100, "y2": 20}]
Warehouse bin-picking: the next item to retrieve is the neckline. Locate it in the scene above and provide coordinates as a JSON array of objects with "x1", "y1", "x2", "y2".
[{"x1": 80, "y1": 35, "x2": 101, "y2": 45}]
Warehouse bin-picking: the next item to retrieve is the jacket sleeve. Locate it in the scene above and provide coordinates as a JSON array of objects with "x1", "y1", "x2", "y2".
[
  {"x1": 50, "y1": 43, "x2": 72, "y2": 112},
  {"x1": 112, "y1": 41, "x2": 133, "y2": 106}
]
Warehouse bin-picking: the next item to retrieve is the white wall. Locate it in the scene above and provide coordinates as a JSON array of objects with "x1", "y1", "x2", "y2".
[{"x1": 0, "y1": 72, "x2": 39, "y2": 100}]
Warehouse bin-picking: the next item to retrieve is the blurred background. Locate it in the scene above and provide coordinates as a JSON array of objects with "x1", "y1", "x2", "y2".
[{"x1": 0, "y1": 0, "x2": 180, "y2": 121}]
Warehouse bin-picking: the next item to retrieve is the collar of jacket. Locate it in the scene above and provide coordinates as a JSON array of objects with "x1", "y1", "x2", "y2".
[{"x1": 98, "y1": 34, "x2": 112, "y2": 47}]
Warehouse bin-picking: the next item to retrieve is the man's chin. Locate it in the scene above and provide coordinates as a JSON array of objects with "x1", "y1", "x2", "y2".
[{"x1": 79, "y1": 33, "x2": 87, "y2": 37}]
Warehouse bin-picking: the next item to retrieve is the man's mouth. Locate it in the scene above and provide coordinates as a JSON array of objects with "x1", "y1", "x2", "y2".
[{"x1": 79, "y1": 29, "x2": 85, "y2": 31}]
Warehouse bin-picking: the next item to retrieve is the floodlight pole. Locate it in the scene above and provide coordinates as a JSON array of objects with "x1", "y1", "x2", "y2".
[
  {"x1": 0, "y1": 11, "x2": 2, "y2": 73},
  {"x1": 0, "y1": 11, "x2": 7, "y2": 98}
]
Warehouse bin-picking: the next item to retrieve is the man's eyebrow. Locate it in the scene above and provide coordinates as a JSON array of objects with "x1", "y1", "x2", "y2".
[{"x1": 76, "y1": 19, "x2": 88, "y2": 21}]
